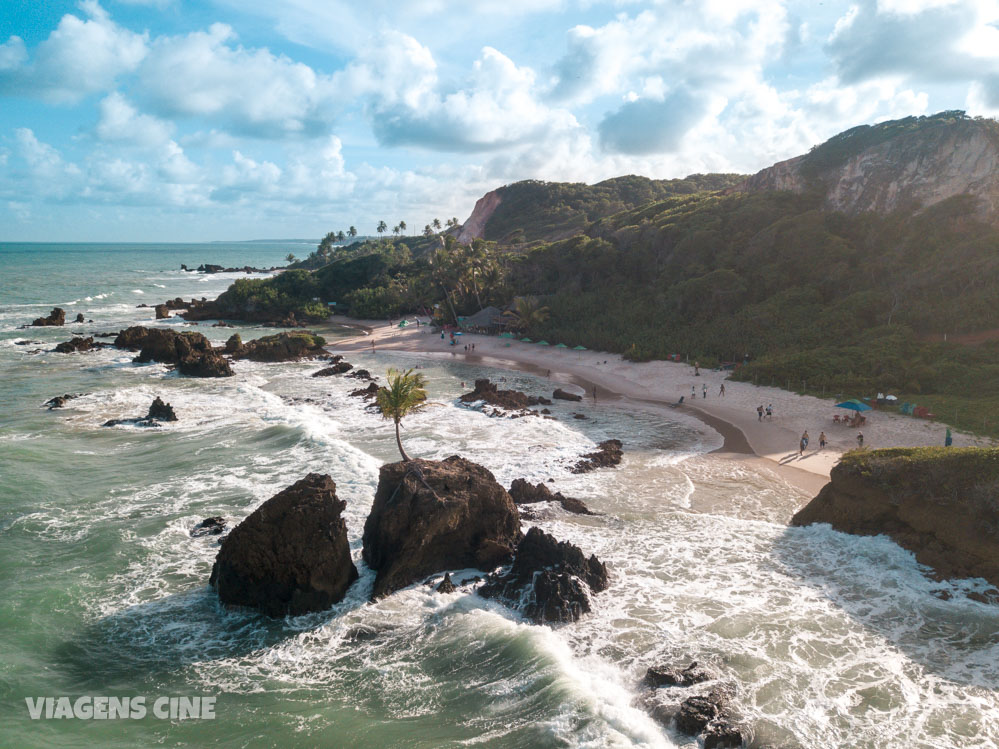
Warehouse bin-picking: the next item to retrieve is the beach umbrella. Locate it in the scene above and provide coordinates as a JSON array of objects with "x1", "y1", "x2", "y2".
[
  {"x1": 555, "y1": 343, "x2": 568, "y2": 349},
  {"x1": 572, "y1": 345, "x2": 587, "y2": 351},
  {"x1": 536, "y1": 340, "x2": 550, "y2": 346},
  {"x1": 520, "y1": 337, "x2": 532, "y2": 343},
  {"x1": 499, "y1": 332, "x2": 514, "y2": 338},
  {"x1": 836, "y1": 399, "x2": 872, "y2": 412}
]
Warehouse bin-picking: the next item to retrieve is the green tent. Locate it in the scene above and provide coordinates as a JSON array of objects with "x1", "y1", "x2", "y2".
[
  {"x1": 520, "y1": 337, "x2": 532, "y2": 343},
  {"x1": 536, "y1": 340, "x2": 550, "y2": 346},
  {"x1": 555, "y1": 343, "x2": 568, "y2": 348},
  {"x1": 572, "y1": 345, "x2": 587, "y2": 350}
]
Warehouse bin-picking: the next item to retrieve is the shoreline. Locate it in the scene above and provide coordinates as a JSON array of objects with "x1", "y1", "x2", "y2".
[{"x1": 326, "y1": 317, "x2": 842, "y2": 497}]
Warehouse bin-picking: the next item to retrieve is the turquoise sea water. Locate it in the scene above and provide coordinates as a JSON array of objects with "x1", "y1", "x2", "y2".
[{"x1": 2, "y1": 243, "x2": 999, "y2": 748}]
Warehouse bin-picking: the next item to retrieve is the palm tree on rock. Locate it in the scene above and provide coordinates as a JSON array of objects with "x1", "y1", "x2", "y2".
[{"x1": 375, "y1": 368, "x2": 428, "y2": 462}]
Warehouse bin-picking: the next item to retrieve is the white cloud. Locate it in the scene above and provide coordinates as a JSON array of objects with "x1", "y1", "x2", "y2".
[
  {"x1": 0, "y1": 2, "x2": 147, "y2": 103},
  {"x1": 95, "y1": 92, "x2": 174, "y2": 145}
]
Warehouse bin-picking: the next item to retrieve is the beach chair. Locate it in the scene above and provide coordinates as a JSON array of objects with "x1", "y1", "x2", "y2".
[{"x1": 833, "y1": 414, "x2": 841, "y2": 423}]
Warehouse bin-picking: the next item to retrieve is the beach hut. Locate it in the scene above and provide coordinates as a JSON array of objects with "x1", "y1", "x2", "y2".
[{"x1": 461, "y1": 306, "x2": 505, "y2": 332}]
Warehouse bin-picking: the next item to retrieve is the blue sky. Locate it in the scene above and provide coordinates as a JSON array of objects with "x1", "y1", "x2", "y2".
[{"x1": 1, "y1": 0, "x2": 998, "y2": 241}]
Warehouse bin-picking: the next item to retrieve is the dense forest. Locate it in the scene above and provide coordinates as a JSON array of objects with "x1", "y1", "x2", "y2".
[{"x1": 203, "y1": 115, "x2": 999, "y2": 435}]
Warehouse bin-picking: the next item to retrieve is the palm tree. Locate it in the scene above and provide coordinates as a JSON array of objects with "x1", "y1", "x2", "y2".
[
  {"x1": 432, "y1": 218, "x2": 442, "y2": 232},
  {"x1": 348, "y1": 226, "x2": 357, "y2": 238},
  {"x1": 285, "y1": 253, "x2": 296, "y2": 263},
  {"x1": 423, "y1": 224, "x2": 434, "y2": 237},
  {"x1": 336, "y1": 230, "x2": 346, "y2": 243},
  {"x1": 377, "y1": 220, "x2": 387, "y2": 235},
  {"x1": 398, "y1": 220, "x2": 407, "y2": 234},
  {"x1": 392, "y1": 224, "x2": 401, "y2": 236},
  {"x1": 504, "y1": 296, "x2": 550, "y2": 332},
  {"x1": 375, "y1": 368, "x2": 428, "y2": 462}
]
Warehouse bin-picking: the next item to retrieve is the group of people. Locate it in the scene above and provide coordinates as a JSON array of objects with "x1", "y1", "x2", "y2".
[
  {"x1": 691, "y1": 383, "x2": 726, "y2": 399},
  {"x1": 798, "y1": 429, "x2": 864, "y2": 456},
  {"x1": 755, "y1": 404, "x2": 774, "y2": 421}
]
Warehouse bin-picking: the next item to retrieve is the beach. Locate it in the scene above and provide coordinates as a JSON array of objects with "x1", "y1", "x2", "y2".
[{"x1": 329, "y1": 315, "x2": 991, "y2": 498}]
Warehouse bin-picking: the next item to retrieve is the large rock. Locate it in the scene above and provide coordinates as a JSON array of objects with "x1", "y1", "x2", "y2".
[
  {"x1": 553, "y1": 388, "x2": 582, "y2": 402},
  {"x1": 113, "y1": 326, "x2": 233, "y2": 377},
  {"x1": 54, "y1": 336, "x2": 97, "y2": 353},
  {"x1": 31, "y1": 307, "x2": 65, "y2": 326},
  {"x1": 231, "y1": 331, "x2": 327, "y2": 362},
  {"x1": 571, "y1": 439, "x2": 624, "y2": 474},
  {"x1": 45, "y1": 393, "x2": 84, "y2": 409},
  {"x1": 460, "y1": 378, "x2": 531, "y2": 410},
  {"x1": 645, "y1": 662, "x2": 715, "y2": 689},
  {"x1": 146, "y1": 396, "x2": 177, "y2": 422},
  {"x1": 361, "y1": 457, "x2": 521, "y2": 599},
  {"x1": 176, "y1": 351, "x2": 233, "y2": 377},
  {"x1": 792, "y1": 447, "x2": 999, "y2": 587},
  {"x1": 508, "y1": 478, "x2": 594, "y2": 515},
  {"x1": 154, "y1": 304, "x2": 171, "y2": 319},
  {"x1": 478, "y1": 527, "x2": 608, "y2": 624},
  {"x1": 209, "y1": 473, "x2": 358, "y2": 617},
  {"x1": 313, "y1": 361, "x2": 353, "y2": 376}
]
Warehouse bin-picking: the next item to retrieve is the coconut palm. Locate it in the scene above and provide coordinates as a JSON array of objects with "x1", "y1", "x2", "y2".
[
  {"x1": 398, "y1": 220, "x2": 407, "y2": 234},
  {"x1": 375, "y1": 368, "x2": 428, "y2": 462},
  {"x1": 377, "y1": 220, "x2": 387, "y2": 235},
  {"x1": 348, "y1": 226, "x2": 357, "y2": 238},
  {"x1": 432, "y1": 217, "x2": 442, "y2": 232},
  {"x1": 504, "y1": 296, "x2": 550, "y2": 332}
]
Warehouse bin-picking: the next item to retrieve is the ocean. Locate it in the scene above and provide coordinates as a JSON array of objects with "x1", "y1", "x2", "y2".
[{"x1": 1, "y1": 242, "x2": 998, "y2": 748}]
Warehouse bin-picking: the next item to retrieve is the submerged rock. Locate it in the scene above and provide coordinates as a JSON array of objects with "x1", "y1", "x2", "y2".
[
  {"x1": 191, "y1": 516, "x2": 227, "y2": 537},
  {"x1": 571, "y1": 439, "x2": 623, "y2": 474},
  {"x1": 210, "y1": 473, "x2": 358, "y2": 617},
  {"x1": 478, "y1": 527, "x2": 609, "y2": 625},
  {"x1": 459, "y1": 378, "x2": 531, "y2": 410},
  {"x1": 31, "y1": 307, "x2": 65, "y2": 326},
  {"x1": 45, "y1": 393, "x2": 84, "y2": 409},
  {"x1": 54, "y1": 336, "x2": 99, "y2": 353},
  {"x1": 361, "y1": 456, "x2": 521, "y2": 599},
  {"x1": 436, "y1": 573, "x2": 457, "y2": 594}
]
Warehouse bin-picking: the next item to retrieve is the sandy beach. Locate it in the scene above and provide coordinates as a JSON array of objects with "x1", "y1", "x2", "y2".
[{"x1": 327, "y1": 315, "x2": 991, "y2": 497}]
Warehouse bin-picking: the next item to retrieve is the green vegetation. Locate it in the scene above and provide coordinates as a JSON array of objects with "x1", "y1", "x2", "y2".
[
  {"x1": 211, "y1": 270, "x2": 328, "y2": 321},
  {"x1": 375, "y1": 368, "x2": 429, "y2": 461}
]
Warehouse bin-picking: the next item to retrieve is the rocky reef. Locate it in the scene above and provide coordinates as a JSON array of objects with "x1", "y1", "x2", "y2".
[
  {"x1": 226, "y1": 331, "x2": 327, "y2": 362},
  {"x1": 792, "y1": 447, "x2": 999, "y2": 587},
  {"x1": 508, "y1": 478, "x2": 594, "y2": 515},
  {"x1": 361, "y1": 456, "x2": 521, "y2": 599},
  {"x1": 31, "y1": 308, "x2": 65, "y2": 326},
  {"x1": 102, "y1": 396, "x2": 179, "y2": 427},
  {"x1": 210, "y1": 473, "x2": 358, "y2": 617},
  {"x1": 570, "y1": 439, "x2": 623, "y2": 474}
]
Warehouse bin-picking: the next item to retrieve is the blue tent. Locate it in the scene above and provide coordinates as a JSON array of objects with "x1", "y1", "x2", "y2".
[{"x1": 836, "y1": 399, "x2": 872, "y2": 412}]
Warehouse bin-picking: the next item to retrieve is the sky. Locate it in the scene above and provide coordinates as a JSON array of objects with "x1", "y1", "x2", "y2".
[{"x1": 1, "y1": 0, "x2": 998, "y2": 241}]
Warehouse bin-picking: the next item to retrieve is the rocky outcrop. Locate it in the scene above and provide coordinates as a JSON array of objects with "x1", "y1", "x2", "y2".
[
  {"x1": 45, "y1": 393, "x2": 84, "y2": 409},
  {"x1": 460, "y1": 378, "x2": 531, "y2": 410},
  {"x1": 792, "y1": 447, "x2": 999, "y2": 587},
  {"x1": 361, "y1": 457, "x2": 521, "y2": 599},
  {"x1": 176, "y1": 351, "x2": 233, "y2": 377},
  {"x1": 209, "y1": 473, "x2": 358, "y2": 617},
  {"x1": 349, "y1": 382, "x2": 381, "y2": 400},
  {"x1": 74, "y1": 313, "x2": 85, "y2": 323},
  {"x1": 553, "y1": 388, "x2": 582, "y2": 402},
  {"x1": 508, "y1": 479, "x2": 594, "y2": 515},
  {"x1": 229, "y1": 331, "x2": 327, "y2": 362},
  {"x1": 154, "y1": 304, "x2": 171, "y2": 319},
  {"x1": 456, "y1": 189, "x2": 499, "y2": 243},
  {"x1": 102, "y1": 396, "x2": 178, "y2": 427},
  {"x1": 571, "y1": 439, "x2": 623, "y2": 474},
  {"x1": 313, "y1": 361, "x2": 353, "y2": 376},
  {"x1": 645, "y1": 662, "x2": 715, "y2": 689},
  {"x1": 641, "y1": 669, "x2": 747, "y2": 749},
  {"x1": 191, "y1": 516, "x2": 226, "y2": 537},
  {"x1": 734, "y1": 112, "x2": 999, "y2": 226},
  {"x1": 436, "y1": 573, "x2": 457, "y2": 594},
  {"x1": 31, "y1": 308, "x2": 65, "y2": 326},
  {"x1": 113, "y1": 326, "x2": 233, "y2": 377},
  {"x1": 479, "y1": 527, "x2": 609, "y2": 625},
  {"x1": 54, "y1": 336, "x2": 102, "y2": 353}
]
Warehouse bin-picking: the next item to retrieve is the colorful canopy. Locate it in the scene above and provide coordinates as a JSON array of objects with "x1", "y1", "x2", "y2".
[
  {"x1": 836, "y1": 399, "x2": 872, "y2": 412},
  {"x1": 536, "y1": 340, "x2": 550, "y2": 345}
]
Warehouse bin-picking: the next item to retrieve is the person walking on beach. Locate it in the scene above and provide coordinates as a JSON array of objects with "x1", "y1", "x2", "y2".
[
  {"x1": 694, "y1": 361, "x2": 700, "y2": 376},
  {"x1": 702, "y1": 384, "x2": 707, "y2": 399},
  {"x1": 799, "y1": 430, "x2": 809, "y2": 456},
  {"x1": 719, "y1": 383, "x2": 725, "y2": 397},
  {"x1": 757, "y1": 405, "x2": 764, "y2": 421},
  {"x1": 766, "y1": 404, "x2": 773, "y2": 420},
  {"x1": 819, "y1": 431, "x2": 827, "y2": 450},
  {"x1": 593, "y1": 386, "x2": 597, "y2": 401},
  {"x1": 857, "y1": 432, "x2": 864, "y2": 448}
]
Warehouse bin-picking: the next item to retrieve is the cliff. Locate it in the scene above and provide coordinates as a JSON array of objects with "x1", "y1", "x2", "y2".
[
  {"x1": 792, "y1": 448, "x2": 999, "y2": 587},
  {"x1": 734, "y1": 111, "x2": 999, "y2": 225}
]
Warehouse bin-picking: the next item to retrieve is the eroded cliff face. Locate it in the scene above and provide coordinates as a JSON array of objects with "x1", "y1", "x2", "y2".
[
  {"x1": 792, "y1": 448, "x2": 999, "y2": 587},
  {"x1": 734, "y1": 115, "x2": 999, "y2": 225},
  {"x1": 457, "y1": 189, "x2": 502, "y2": 243}
]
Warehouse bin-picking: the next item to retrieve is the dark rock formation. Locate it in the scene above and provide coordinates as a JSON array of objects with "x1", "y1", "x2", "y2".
[
  {"x1": 209, "y1": 473, "x2": 358, "y2": 617},
  {"x1": 74, "y1": 313, "x2": 85, "y2": 323},
  {"x1": 45, "y1": 393, "x2": 84, "y2": 409},
  {"x1": 154, "y1": 304, "x2": 171, "y2": 319},
  {"x1": 229, "y1": 331, "x2": 327, "y2": 362},
  {"x1": 673, "y1": 686, "x2": 745, "y2": 748},
  {"x1": 573, "y1": 413, "x2": 587, "y2": 420},
  {"x1": 459, "y1": 378, "x2": 532, "y2": 410},
  {"x1": 347, "y1": 369, "x2": 374, "y2": 380},
  {"x1": 31, "y1": 307, "x2": 65, "y2": 326},
  {"x1": 478, "y1": 527, "x2": 608, "y2": 624},
  {"x1": 553, "y1": 388, "x2": 582, "y2": 402},
  {"x1": 176, "y1": 351, "x2": 233, "y2": 377},
  {"x1": 224, "y1": 333, "x2": 242, "y2": 353},
  {"x1": 54, "y1": 336, "x2": 100, "y2": 353},
  {"x1": 571, "y1": 439, "x2": 623, "y2": 474},
  {"x1": 349, "y1": 382, "x2": 381, "y2": 400},
  {"x1": 645, "y1": 662, "x2": 715, "y2": 689},
  {"x1": 191, "y1": 516, "x2": 226, "y2": 537},
  {"x1": 113, "y1": 326, "x2": 233, "y2": 377},
  {"x1": 508, "y1": 478, "x2": 594, "y2": 515},
  {"x1": 792, "y1": 447, "x2": 999, "y2": 587},
  {"x1": 146, "y1": 396, "x2": 177, "y2": 422},
  {"x1": 361, "y1": 456, "x2": 521, "y2": 599},
  {"x1": 313, "y1": 361, "x2": 353, "y2": 376},
  {"x1": 436, "y1": 573, "x2": 457, "y2": 594}
]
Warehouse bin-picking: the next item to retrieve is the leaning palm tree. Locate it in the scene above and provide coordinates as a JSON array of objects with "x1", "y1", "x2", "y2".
[
  {"x1": 375, "y1": 368, "x2": 428, "y2": 462},
  {"x1": 504, "y1": 296, "x2": 550, "y2": 332}
]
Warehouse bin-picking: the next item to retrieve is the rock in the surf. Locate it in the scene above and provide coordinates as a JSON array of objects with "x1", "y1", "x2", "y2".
[
  {"x1": 459, "y1": 378, "x2": 531, "y2": 410},
  {"x1": 176, "y1": 350, "x2": 233, "y2": 377},
  {"x1": 209, "y1": 473, "x2": 358, "y2": 617},
  {"x1": 54, "y1": 336, "x2": 98, "y2": 353},
  {"x1": 230, "y1": 331, "x2": 326, "y2": 362},
  {"x1": 349, "y1": 382, "x2": 381, "y2": 400},
  {"x1": 645, "y1": 662, "x2": 716, "y2": 689},
  {"x1": 191, "y1": 516, "x2": 227, "y2": 537},
  {"x1": 145, "y1": 396, "x2": 177, "y2": 422},
  {"x1": 436, "y1": 573, "x2": 457, "y2": 594},
  {"x1": 74, "y1": 312, "x2": 85, "y2": 323},
  {"x1": 552, "y1": 387, "x2": 582, "y2": 402},
  {"x1": 114, "y1": 325, "x2": 212, "y2": 363},
  {"x1": 362, "y1": 456, "x2": 521, "y2": 599},
  {"x1": 154, "y1": 304, "x2": 171, "y2": 319},
  {"x1": 31, "y1": 307, "x2": 65, "y2": 326},
  {"x1": 570, "y1": 439, "x2": 623, "y2": 474},
  {"x1": 478, "y1": 526, "x2": 608, "y2": 624},
  {"x1": 313, "y1": 361, "x2": 353, "y2": 376},
  {"x1": 45, "y1": 393, "x2": 84, "y2": 409},
  {"x1": 508, "y1": 478, "x2": 594, "y2": 515}
]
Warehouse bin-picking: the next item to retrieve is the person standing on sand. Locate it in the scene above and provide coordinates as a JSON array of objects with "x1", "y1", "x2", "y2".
[
  {"x1": 702, "y1": 384, "x2": 707, "y2": 398},
  {"x1": 757, "y1": 405, "x2": 764, "y2": 421},
  {"x1": 694, "y1": 361, "x2": 700, "y2": 376},
  {"x1": 719, "y1": 383, "x2": 725, "y2": 397},
  {"x1": 802, "y1": 430, "x2": 809, "y2": 451},
  {"x1": 766, "y1": 404, "x2": 773, "y2": 419},
  {"x1": 857, "y1": 432, "x2": 864, "y2": 448},
  {"x1": 819, "y1": 431, "x2": 827, "y2": 449},
  {"x1": 799, "y1": 435, "x2": 806, "y2": 456},
  {"x1": 945, "y1": 428, "x2": 953, "y2": 447}
]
